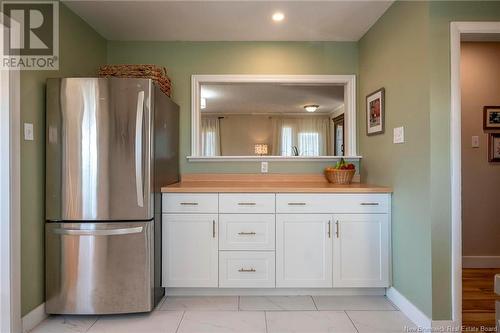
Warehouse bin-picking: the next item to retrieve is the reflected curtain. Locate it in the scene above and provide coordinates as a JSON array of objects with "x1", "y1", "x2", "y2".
[
  {"x1": 272, "y1": 117, "x2": 330, "y2": 156},
  {"x1": 201, "y1": 117, "x2": 220, "y2": 156}
]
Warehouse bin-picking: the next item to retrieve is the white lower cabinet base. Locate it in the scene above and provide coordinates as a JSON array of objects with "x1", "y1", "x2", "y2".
[
  {"x1": 219, "y1": 251, "x2": 276, "y2": 288},
  {"x1": 165, "y1": 287, "x2": 387, "y2": 296}
]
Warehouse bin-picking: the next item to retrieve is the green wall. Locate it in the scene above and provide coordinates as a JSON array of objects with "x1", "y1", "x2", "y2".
[
  {"x1": 107, "y1": 41, "x2": 359, "y2": 174},
  {"x1": 428, "y1": 1, "x2": 500, "y2": 320},
  {"x1": 20, "y1": 3, "x2": 107, "y2": 315},
  {"x1": 358, "y1": 1, "x2": 432, "y2": 317}
]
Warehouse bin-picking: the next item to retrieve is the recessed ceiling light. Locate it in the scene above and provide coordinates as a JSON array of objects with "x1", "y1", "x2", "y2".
[
  {"x1": 304, "y1": 104, "x2": 319, "y2": 112},
  {"x1": 272, "y1": 12, "x2": 285, "y2": 22}
]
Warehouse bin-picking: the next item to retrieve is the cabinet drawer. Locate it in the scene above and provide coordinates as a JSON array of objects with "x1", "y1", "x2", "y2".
[
  {"x1": 219, "y1": 214, "x2": 275, "y2": 250},
  {"x1": 162, "y1": 193, "x2": 218, "y2": 213},
  {"x1": 219, "y1": 193, "x2": 275, "y2": 213},
  {"x1": 276, "y1": 194, "x2": 389, "y2": 213},
  {"x1": 219, "y1": 251, "x2": 275, "y2": 288}
]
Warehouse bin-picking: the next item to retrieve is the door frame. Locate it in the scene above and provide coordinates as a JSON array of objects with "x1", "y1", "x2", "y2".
[
  {"x1": 0, "y1": 15, "x2": 22, "y2": 333},
  {"x1": 450, "y1": 21, "x2": 500, "y2": 325}
]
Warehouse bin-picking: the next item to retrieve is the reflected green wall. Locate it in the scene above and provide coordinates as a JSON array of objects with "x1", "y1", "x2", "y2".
[
  {"x1": 358, "y1": 1, "x2": 432, "y2": 317},
  {"x1": 20, "y1": 3, "x2": 106, "y2": 315},
  {"x1": 107, "y1": 41, "x2": 359, "y2": 174}
]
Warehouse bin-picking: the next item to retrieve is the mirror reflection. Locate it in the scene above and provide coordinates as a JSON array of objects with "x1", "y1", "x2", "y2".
[{"x1": 200, "y1": 83, "x2": 345, "y2": 157}]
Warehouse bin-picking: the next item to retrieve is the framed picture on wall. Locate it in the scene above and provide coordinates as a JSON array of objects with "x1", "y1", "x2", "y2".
[
  {"x1": 366, "y1": 88, "x2": 385, "y2": 136},
  {"x1": 483, "y1": 106, "x2": 500, "y2": 130},
  {"x1": 488, "y1": 133, "x2": 500, "y2": 162}
]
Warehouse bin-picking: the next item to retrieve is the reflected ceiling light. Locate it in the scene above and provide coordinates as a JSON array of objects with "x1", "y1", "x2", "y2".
[
  {"x1": 304, "y1": 104, "x2": 319, "y2": 112},
  {"x1": 201, "y1": 97, "x2": 207, "y2": 109},
  {"x1": 272, "y1": 12, "x2": 285, "y2": 22}
]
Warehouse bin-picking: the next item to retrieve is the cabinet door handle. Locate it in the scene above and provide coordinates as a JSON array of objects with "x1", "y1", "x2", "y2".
[
  {"x1": 328, "y1": 221, "x2": 331, "y2": 238},
  {"x1": 180, "y1": 202, "x2": 198, "y2": 206},
  {"x1": 360, "y1": 202, "x2": 379, "y2": 206},
  {"x1": 335, "y1": 221, "x2": 340, "y2": 238},
  {"x1": 238, "y1": 232, "x2": 256, "y2": 235},
  {"x1": 238, "y1": 202, "x2": 256, "y2": 206},
  {"x1": 288, "y1": 202, "x2": 306, "y2": 206},
  {"x1": 238, "y1": 268, "x2": 256, "y2": 273},
  {"x1": 212, "y1": 220, "x2": 216, "y2": 238}
]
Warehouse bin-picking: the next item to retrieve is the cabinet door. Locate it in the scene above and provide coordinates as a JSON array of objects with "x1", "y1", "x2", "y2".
[
  {"x1": 276, "y1": 214, "x2": 332, "y2": 288},
  {"x1": 332, "y1": 214, "x2": 389, "y2": 287},
  {"x1": 162, "y1": 214, "x2": 218, "y2": 287}
]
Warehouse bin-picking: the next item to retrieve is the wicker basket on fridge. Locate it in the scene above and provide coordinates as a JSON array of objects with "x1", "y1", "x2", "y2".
[
  {"x1": 324, "y1": 169, "x2": 356, "y2": 185},
  {"x1": 98, "y1": 64, "x2": 172, "y2": 97}
]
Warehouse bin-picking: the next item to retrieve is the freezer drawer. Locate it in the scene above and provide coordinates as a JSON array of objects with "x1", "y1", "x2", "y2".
[{"x1": 45, "y1": 221, "x2": 154, "y2": 315}]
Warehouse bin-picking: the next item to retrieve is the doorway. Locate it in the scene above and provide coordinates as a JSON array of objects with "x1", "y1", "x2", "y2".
[{"x1": 450, "y1": 22, "x2": 500, "y2": 328}]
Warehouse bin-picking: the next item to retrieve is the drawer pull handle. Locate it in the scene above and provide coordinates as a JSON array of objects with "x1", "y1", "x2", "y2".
[
  {"x1": 180, "y1": 202, "x2": 199, "y2": 206},
  {"x1": 288, "y1": 202, "x2": 306, "y2": 206},
  {"x1": 238, "y1": 268, "x2": 256, "y2": 273},
  {"x1": 238, "y1": 202, "x2": 256, "y2": 206},
  {"x1": 238, "y1": 232, "x2": 256, "y2": 235},
  {"x1": 360, "y1": 202, "x2": 379, "y2": 206}
]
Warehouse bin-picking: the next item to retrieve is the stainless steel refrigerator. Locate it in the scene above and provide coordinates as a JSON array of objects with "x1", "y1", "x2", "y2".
[{"x1": 45, "y1": 77, "x2": 179, "y2": 315}]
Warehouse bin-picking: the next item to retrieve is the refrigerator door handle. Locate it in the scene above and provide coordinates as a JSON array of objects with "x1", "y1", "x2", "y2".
[
  {"x1": 52, "y1": 226, "x2": 143, "y2": 236},
  {"x1": 135, "y1": 90, "x2": 145, "y2": 208}
]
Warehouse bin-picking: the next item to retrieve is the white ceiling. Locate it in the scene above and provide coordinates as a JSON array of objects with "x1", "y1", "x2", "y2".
[
  {"x1": 63, "y1": 1, "x2": 393, "y2": 41},
  {"x1": 200, "y1": 83, "x2": 344, "y2": 114}
]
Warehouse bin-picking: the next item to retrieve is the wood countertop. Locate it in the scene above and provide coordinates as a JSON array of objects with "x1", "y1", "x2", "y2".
[{"x1": 161, "y1": 174, "x2": 392, "y2": 193}]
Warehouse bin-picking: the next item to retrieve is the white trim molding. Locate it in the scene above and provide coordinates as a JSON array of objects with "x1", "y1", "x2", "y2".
[
  {"x1": 190, "y1": 74, "x2": 357, "y2": 159},
  {"x1": 387, "y1": 287, "x2": 460, "y2": 330},
  {"x1": 450, "y1": 21, "x2": 500, "y2": 327},
  {"x1": 186, "y1": 155, "x2": 362, "y2": 162},
  {"x1": 0, "y1": 15, "x2": 22, "y2": 333},
  {"x1": 462, "y1": 256, "x2": 500, "y2": 268},
  {"x1": 386, "y1": 287, "x2": 432, "y2": 329},
  {"x1": 21, "y1": 303, "x2": 47, "y2": 333}
]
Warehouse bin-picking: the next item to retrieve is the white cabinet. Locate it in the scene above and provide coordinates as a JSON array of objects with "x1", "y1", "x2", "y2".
[
  {"x1": 332, "y1": 214, "x2": 389, "y2": 287},
  {"x1": 219, "y1": 251, "x2": 275, "y2": 288},
  {"x1": 276, "y1": 214, "x2": 333, "y2": 288},
  {"x1": 162, "y1": 214, "x2": 218, "y2": 287},
  {"x1": 219, "y1": 214, "x2": 275, "y2": 251}
]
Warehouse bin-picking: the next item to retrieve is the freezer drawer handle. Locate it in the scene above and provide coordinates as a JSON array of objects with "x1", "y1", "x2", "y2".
[
  {"x1": 238, "y1": 268, "x2": 256, "y2": 273},
  {"x1": 135, "y1": 90, "x2": 145, "y2": 208},
  {"x1": 52, "y1": 227, "x2": 143, "y2": 236}
]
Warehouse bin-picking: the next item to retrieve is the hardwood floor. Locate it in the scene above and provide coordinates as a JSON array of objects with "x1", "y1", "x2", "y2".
[{"x1": 462, "y1": 268, "x2": 500, "y2": 329}]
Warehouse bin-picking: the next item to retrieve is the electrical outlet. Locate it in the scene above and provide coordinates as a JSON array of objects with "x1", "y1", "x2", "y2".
[
  {"x1": 24, "y1": 123, "x2": 34, "y2": 141},
  {"x1": 261, "y1": 161, "x2": 268, "y2": 173},
  {"x1": 471, "y1": 136, "x2": 480, "y2": 148},
  {"x1": 393, "y1": 126, "x2": 405, "y2": 144}
]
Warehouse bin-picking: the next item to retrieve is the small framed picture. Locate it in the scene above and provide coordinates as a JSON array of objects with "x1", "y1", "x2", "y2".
[
  {"x1": 488, "y1": 133, "x2": 500, "y2": 162},
  {"x1": 366, "y1": 88, "x2": 385, "y2": 136},
  {"x1": 483, "y1": 106, "x2": 500, "y2": 130}
]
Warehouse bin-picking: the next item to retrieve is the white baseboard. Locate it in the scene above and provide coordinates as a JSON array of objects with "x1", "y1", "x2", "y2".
[
  {"x1": 462, "y1": 256, "x2": 500, "y2": 268},
  {"x1": 167, "y1": 287, "x2": 386, "y2": 296},
  {"x1": 386, "y1": 288, "x2": 461, "y2": 330},
  {"x1": 22, "y1": 303, "x2": 47, "y2": 333},
  {"x1": 386, "y1": 287, "x2": 432, "y2": 328}
]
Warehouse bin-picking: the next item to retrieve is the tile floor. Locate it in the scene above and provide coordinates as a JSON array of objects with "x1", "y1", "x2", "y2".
[{"x1": 30, "y1": 296, "x2": 417, "y2": 333}]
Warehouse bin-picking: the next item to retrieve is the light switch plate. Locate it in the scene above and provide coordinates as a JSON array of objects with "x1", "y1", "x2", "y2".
[
  {"x1": 24, "y1": 123, "x2": 34, "y2": 141},
  {"x1": 261, "y1": 161, "x2": 268, "y2": 173},
  {"x1": 471, "y1": 136, "x2": 480, "y2": 148},
  {"x1": 393, "y1": 126, "x2": 405, "y2": 144}
]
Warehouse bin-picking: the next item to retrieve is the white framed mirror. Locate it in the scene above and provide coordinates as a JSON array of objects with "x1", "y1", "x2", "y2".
[{"x1": 189, "y1": 75, "x2": 357, "y2": 161}]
